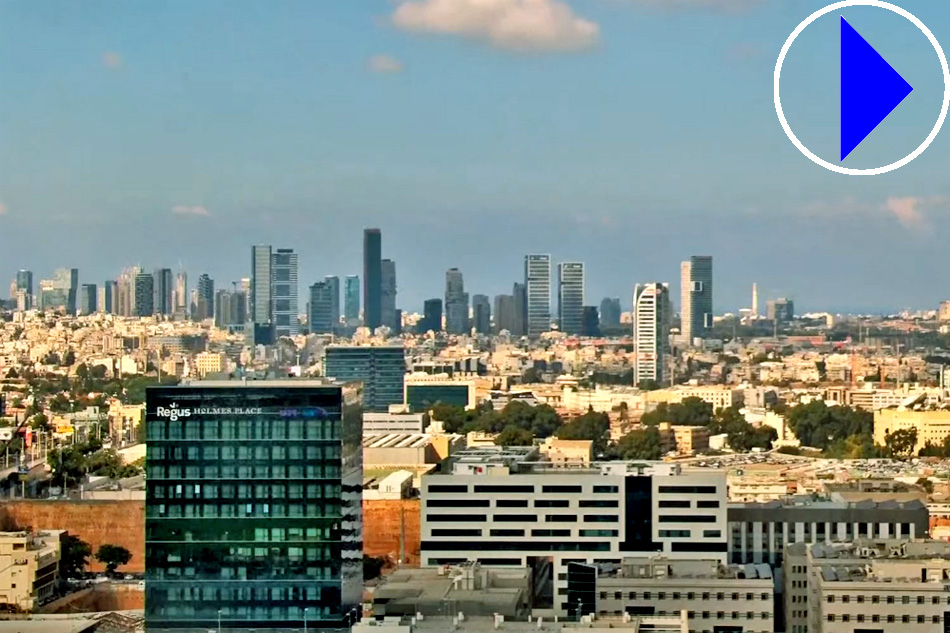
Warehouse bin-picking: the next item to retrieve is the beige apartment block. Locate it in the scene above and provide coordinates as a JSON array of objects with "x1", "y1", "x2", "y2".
[
  {"x1": 874, "y1": 408, "x2": 950, "y2": 453},
  {"x1": 0, "y1": 530, "x2": 63, "y2": 612}
]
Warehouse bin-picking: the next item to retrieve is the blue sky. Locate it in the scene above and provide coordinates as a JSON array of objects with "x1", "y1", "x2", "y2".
[{"x1": 1, "y1": 0, "x2": 948, "y2": 313}]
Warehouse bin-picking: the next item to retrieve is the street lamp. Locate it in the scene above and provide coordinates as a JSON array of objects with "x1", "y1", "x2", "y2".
[
  {"x1": 303, "y1": 607, "x2": 309, "y2": 633},
  {"x1": 217, "y1": 608, "x2": 222, "y2": 633}
]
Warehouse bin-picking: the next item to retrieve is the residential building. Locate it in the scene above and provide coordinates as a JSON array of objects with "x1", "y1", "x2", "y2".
[
  {"x1": 680, "y1": 256, "x2": 713, "y2": 345},
  {"x1": 633, "y1": 283, "x2": 671, "y2": 386},
  {"x1": 195, "y1": 274, "x2": 214, "y2": 321},
  {"x1": 251, "y1": 245, "x2": 272, "y2": 327},
  {"x1": 600, "y1": 297, "x2": 622, "y2": 330},
  {"x1": 309, "y1": 281, "x2": 335, "y2": 335},
  {"x1": 325, "y1": 276, "x2": 341, "y2": 329},
  {"x1": 0, "y1": 530, "x2": 62, "y2": 611},
  {"x1": 444, "y1": 268, "x2": 468, "y2": 335},
  {"x1": 144, "y1": 381, "x2": 362, "y2": 631},
  {"x1": 420, "y1": 451, "x2": 728, "y2": 618},
  {"x1": 420, "y1": 299, "x2": 442, "y2": 334},
  {"x1": 525, "y1": 255, "x2": 551, "y2": 336},
  {"x1": 363, "y1": 229, "x2": 382, "y2": 331},
  {"x1": 79, "y1": 283, "x2": 97, "y2": 315},
  {"x1": 344, "y1": 275, "x2": 360, "y2": 327},
  {"x1": 472, "y1": 294, "x2": 491, "y2": 335},
  {"x1": 874, "y1": 408, "x2": 950, "y2": 453},
  {"x1": 98, "y1": 280, "x2": 116, "y2": 314},
  {"x1": 727, "y1": 497, "x2": 928, "y2": 566},
  {"x1": 153, "y1": 268, "x2": 173, "y2": 316},
  {"x1": 669, "y1": 425, "x2": 710, "y2": 456},
  {"x1": 586, "y1": 557, "x2": 774, "y2": 632},
  {"x1": 557, "y1": 262, "x2": 584, "y2": 335},
  {"x1": 271, "y1": 248, "x2": 299, "y2": 337},
  {"x1": 324, "y1": 345, "x2": 406, "y2": 412},
  {"x1": 786, "y1": 539, "x2": 950, "y2": 633},
  {"x1": 940, "y1": 300, "x2": 950, "y2": 323},
  {"x1": 193, "y1": 351, "x2": 227, "y2": 377},
  {"x1": 134, "y1": 272, "x2": 155, "y2": 317},
  {"x1": 767, "y1": 298, "x2": 795, "y2": 324},
  {"x1": 645, "y1": 386, "x2": 744, "y2": 412}
]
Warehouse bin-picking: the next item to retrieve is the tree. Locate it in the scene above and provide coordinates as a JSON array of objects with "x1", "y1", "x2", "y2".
[
  {"x1": 62, "y1": 350, "x2": 76, "y2": 367},
  {"x1": 917, "y1": 477, "x2": 935, "y2": 494},
  {"x1": 883, "y1": 427, "x2": 918, "y2": 460},
  {"x1": 363, "y1": 555, "x2": 386, "y2": 581},
  {"x1": 640, "y1": 397, "x2": 713, "y2": 427},
  {"x1": 637, "y1": 379, "x2": 660, "y2": 391},
  {"x1": 612, "y1": 426, "x2": 663, "y2": 460},
  {"x1": 495, "y1": 426, "x2": 534, "y2": 447},
  {"x1": 556, "y1": 410, "x2": 610, "y2": 455},
  {"x1": 95, "y1": 544, "x2": 132, "y2": 577},
  {"x1": 785, "y1": 401, "x2": 872, "y2": 450},
  {"x1": 61, "y1": 534, "x2": 92, "y2": 579},
  {"x1": 522, "y1": 367, "x2": 543, "y2": 383}
]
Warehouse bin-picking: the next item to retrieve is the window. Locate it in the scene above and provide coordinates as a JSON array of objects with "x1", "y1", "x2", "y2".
[
  {"x1": 427, "y1": 499, "x2": 489, "y2": 508},
  {"x1": 916, "y1": 596, "x2": 924, "y2": 604},
  {"x1": 886, "y1": 596, "x2": 894, "y2": 604},
  {"x1": 917, "y1": 616, "x2": 925, "y2": 624},
  {"x1": 857, "y1": 615, "x2": 865, "y2": 623},
  {"x1": 490, "y1": 529, "x2": 524, "y2": 537},
  {"x1": 871, "y1": 595, "x2": 879, "y2": 604},
  {"x1": 703, "y1": 530, "x2": 722, "y2": 538},
  {"x1": 496, "y1": 514, "x2": 536, "y2": 522},
  {"x1": 580, "y1": 499, "x2": 618, "y2": 508},
  {"x1": 496, "y1": 499, "x2": 529, "y2": 508},
  {"x1": 531, "y1": 529, "x2": 571, "y2": 537},
  {"x1": 901, "y1": 615, "x2": 909, "y2": 624},
  {"x1": 584, "y1": 515, "x2": 618, "y2": 523},
  {"x1": 474, "y1": 485, "x2": 534, "y2": 493},
  {"x1": 593, "y1": 485, "x2": 618, "y2": 493},
  {"x1": 542, "y1": 485, "x2": 582, "y2": 494},
  {"x1": 826, "y1": 615, "x2": 835, "y2": 622},
  {"x1": 659, "y1": 530, "x2": 690, "y2": 538},
  {"x1": 872, "y1": 615, "x2": 880, "y2": 623},
  {"x1": 658, "y1": 500, "x2": 691, "y2": 508},
  {"x1": 886, "y1": 615, "x2": 895, "y2": 623},
  {"x1": 901, "y1": 595, "x2": 909, "y2": 604},
  {"x1": 431, "y1": 529, "x2": 481, "y2": 537},
  {"x1": 535, "y1": 500, "x2": 569, "y2": 508},
  {"x1": 658, "y1": 485, "x2": 717, "y2": 494},
  {"x1": 580, "y1": 529, "x2": 618, "y2": 537},
  {"x1": 842, "y1": 614, "x2": 850, "y2": 623},
  {"x1": 546, "y1": 515, "x2": 576, "y2": 523},
  {"x1": 658, "y1": 515, "x2": 716, "y2": 523},
  {"x1": 427, "y1": 514, "x2": 486, "y2": 522},
  {"x1": 697, "y1": 500, "x2": 720, "y2": 508},
  {"x1": 842, "y1": 595, "x2": 849, "y2": 603}
]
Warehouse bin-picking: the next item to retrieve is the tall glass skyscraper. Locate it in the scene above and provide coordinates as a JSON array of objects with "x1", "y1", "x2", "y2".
[
  {"x1": 272, "y1": 248, "x2": 299, "y2": 337},
  {"x1": 309, "y1": 281, "x2": 335, "y2": 334},
  {"x1": 251, "y1": 245, "x2": 273, "y2": 326},
  {"x1": 39, "y1": 268, "x2": 79, "y2": 314},
  {"x1": 153, "y1": 268, "x2": 173, "y2": 316},
  {"x1": 98, "y1": 281, "x2": 116, "y2": 314},
  {"x1": 472, "y1": 294, "x2": 491, "y2": 335},
  {"x1": 680, "y1": 255, "x2": 713, "y2": 345},
  {"x1": 79, "y1": 284, "x2": 97, "y2": 315},
  {"x1": 524, "y1": 255, "x2": 551, "y2": 337},
  {"x1": 363, "y1": 229, "x2": 382, "y2": 331},
  {"x1": 421, "y1": 298, "x2": 443, "y2": 333},
  {"x1": 145, "y1": 381, "x2": 363, "y2": 631},
  {"x1": 344, "y1": 276, "x2": 360, "y2": 327},
  {"x1": 557, "y1": 262, "x2": 584, "y2": 335},
  {"x1": 325, "y1": 276, "x2": 341, "y2": 329},
  {"x1": 195, "y1": 274, "x2": 214, "y2": 321},
  {"x1": 380, "y1": 259, "x2": 397, "y2": 331},
  {"x1": 634, "y1": 282, "x2": 671, "y2": 386},
  {"x1": 444, "y1": 268, "x2": 468, "y2": 335},
  {"x1": 324, "y1": 346, "x2": 405, "y2": 413},
  {"x1": 134, "y1": 273, "x2": 155, "y2": 317},
  {"x1": 15, "y1": 270, "x2": 32, "y2": 298}
]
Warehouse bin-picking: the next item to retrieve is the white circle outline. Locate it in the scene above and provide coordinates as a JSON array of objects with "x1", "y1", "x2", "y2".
[{"x1": 774, "y1": 0, "x2": 950, "y2": 176}]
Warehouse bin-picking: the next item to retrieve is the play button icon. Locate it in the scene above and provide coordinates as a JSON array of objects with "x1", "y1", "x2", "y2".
[{"x1": 840, "y1": 16, "x2": 913, "y2": 161}]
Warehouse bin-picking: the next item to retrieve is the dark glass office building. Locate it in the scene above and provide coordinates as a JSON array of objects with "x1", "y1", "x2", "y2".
[
  {"x1": 324, "y1": 345, "x2": 405, "y2": 413},
  {"x1": 145, "y1": 381, "x2": 363, "y2": 631},
  {"x1": 363, "y1": 229, "x2": 382, "y2": 331}
]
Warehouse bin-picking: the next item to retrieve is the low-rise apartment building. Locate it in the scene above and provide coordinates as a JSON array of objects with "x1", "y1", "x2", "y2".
[{"x1": 0, "y1": 530, "x2": 63, "y2": 612}]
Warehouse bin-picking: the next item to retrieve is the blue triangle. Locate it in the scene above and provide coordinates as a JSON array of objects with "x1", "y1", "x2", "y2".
[{"x1": 840, "y1": 16, "x2": 913, "y2": 161}]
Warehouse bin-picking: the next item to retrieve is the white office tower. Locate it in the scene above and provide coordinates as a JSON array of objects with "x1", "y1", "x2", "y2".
[
  {"x1": 420, "y1": 447, "x2": 728, "y2": 619},
  {"x1": 633, "y1": 282, "x2": 671, "y2": 386},
  {"x1": 524, "y1": 254, "x2": 551, "y2": 337}
]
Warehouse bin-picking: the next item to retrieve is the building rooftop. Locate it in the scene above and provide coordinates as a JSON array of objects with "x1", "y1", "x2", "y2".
[
  {"x1": 364, "y1": 434, "x2": 434, "y2": 450},
  {"x1": 730, "y1": 496, "x2": 926, "y2": 512},
  {"x1": 594, "y1": 558, "x2": 771, "y2": 582}
]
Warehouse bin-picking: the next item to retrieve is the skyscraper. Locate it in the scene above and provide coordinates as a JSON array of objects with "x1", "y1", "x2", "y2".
[
  {"x1": 363, "y1": 229, "x2": 382, "y2": 331},
  {"x1": 15, "y1": 270, "x2": 32, "y2": 299},
  {"x1": 421, "y1": 299, "x2": 443, "y2": 333},
  {"x1": 680, "y1": 255, "x2": 713, "y2": 345},
  {"x1": 472, "y1": 294, "x2": 491, "y2": 335},
  {"x1": 251, "y1": 245, "x2": 273, "y2": 326},
  {"x1": 196, "y1": 274, "x2": 214, "y2": 321},
  {"x1": 582, "y1": 306, "x2": 600, "y2": 337},
  {"x1": 174, "y1": 271, "x2": 188, "y2": 318},
  {"x1": 557, "y1": 262, "x2": 584, "y2": 335},
  {"x1": 493, "y1": 294, "x2": 516, "y2": 335},
  {"x1": 214, "y1": 289, "x2": 233, "y2": 329},
  {"x1": 444, "y1": 268, "x2": 469, "y2": 335},
  {"x1": 634, "y1": 283, "x2": 671, "y2": 386},
  {"x1": 271, "y1": 248, "x2": 299, "y2": 337},
  {"x1": 324, "y1": 345, "x2": 405, "y2": 412},
  {"x1": 98, "y1": 281, "x2": 116, "y2": 314},
  {"x1": 145, "y1": 382, "x2": 363, "y2": 631},
  {"x1": 152, "y1": 268, "x2": 173, "y2": 316},
  {"x1": 132, "y1": 273, "x2": 154, "y2": 317},
  {"x1": 599, "y1": 297, "x2": 622, "y2": 330},
  {"x1": 309, "y1": 281, "x2": 334, "y2": 334},
  {"x1": 344, "y1": 275, "x2": 360, "y2": 327},
  {"x1": 79, "y1": 284, "x2": 97, "y2": 315},
  {"x1": 116, "y1": 267, "x2": 139, "y2": 317},
  {"x1": 380, "y1": 259, "x2": 397, "y2": 331},
  {"x1": 525, "y1": 255, "x2": 551, "y2": 337},
  {"x1": 325, "y1": 275, "x2": 341, "y2": 329},
  {"x1": 512, "y1": 282, "x2": 527, "y2": 337},
  {"x1": 39, "y1": 268, "x2": 79, "y2": 314}
]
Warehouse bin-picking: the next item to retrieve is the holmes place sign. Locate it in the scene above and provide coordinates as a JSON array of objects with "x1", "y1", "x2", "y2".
[{"x1": 154, "y1": 403, "x2": 329, "y2": 421}]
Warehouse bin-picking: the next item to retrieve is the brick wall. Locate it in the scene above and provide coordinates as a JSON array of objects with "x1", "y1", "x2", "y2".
[
  {"x1": 362, "y1": 499, "x2": 421, "y2": 566},
  {"x1": 0, "y1": 500, "x2": 144, "y2": 573},
  {"x1": 41, "y1": 583, "x2": 144, "y2": 614}
]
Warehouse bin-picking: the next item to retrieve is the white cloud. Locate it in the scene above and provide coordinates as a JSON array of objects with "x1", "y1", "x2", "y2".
[
  {"x1": 172, "y1": 205, "x2": 211, "y2": 217},
  {"x1": 882, "y1": 196, "x2": 947, "y2": 231},
  {"x1": 392, "y1": 0, "x2": 599, "y2": 53},
  {"x1": 368, "y1": 54, "x2": 405, "y2": 73},
  {"x1": 102, "y1": 52, "x2": 123, "y2": 69}
]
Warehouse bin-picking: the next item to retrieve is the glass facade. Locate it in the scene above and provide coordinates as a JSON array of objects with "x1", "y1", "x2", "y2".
[
  {"x1": 406, "y1": 384, "x2": 470, "y2": 412},
  {"x1": 145, "y1": 383, "x2": 362, "y2": 631},
  {"x1": 324, "y1": 346, "x2": 405, "y2": 413}
]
